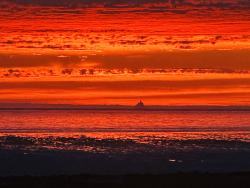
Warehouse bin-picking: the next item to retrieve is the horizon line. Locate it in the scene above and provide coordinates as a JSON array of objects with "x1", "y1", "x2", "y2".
[{"x1": 1, "y1": 104, "x2": 250, "y2": 111}]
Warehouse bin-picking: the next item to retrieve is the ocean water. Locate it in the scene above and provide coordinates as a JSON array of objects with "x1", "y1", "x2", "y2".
[
  {"x1": 0, "y1": 110, "x2": 250, "y2": 175},
  {"x1": 1, "y1": 110, "x2": 250, "y2": 133}
]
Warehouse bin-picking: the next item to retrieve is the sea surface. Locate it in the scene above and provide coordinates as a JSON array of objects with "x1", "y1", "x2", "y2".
[{"x1": 0, "y1": 110, "x2": 250, "y2": 175}]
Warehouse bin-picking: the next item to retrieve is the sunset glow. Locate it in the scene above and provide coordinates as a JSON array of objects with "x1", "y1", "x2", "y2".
[{"x1": 1, "y1": 0, "x2": 250, "y2": 106}]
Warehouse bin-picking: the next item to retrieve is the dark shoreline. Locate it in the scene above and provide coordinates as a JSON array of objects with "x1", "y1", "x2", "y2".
[
  {"x1": 1, "y1": 173, "x2": 250, "y2": 188},
  {"x1": 1, "y1": 103, "x2": 250, "y2": 111},
  {"x1": 1, "y1": 135, "x2": 250, "y2": 176},
  {"x1": 1, "y1": 107, "x2": 250, "y2": 111}
]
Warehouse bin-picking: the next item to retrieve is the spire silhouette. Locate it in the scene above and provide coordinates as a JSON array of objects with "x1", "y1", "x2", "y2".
[{"x1": 135, "y1": 100, "x2": 145, "y2": 108}]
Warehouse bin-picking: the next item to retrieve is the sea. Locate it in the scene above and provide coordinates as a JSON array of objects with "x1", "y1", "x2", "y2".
[{"x1": 0, "y1": 110, "x2": 250, "y2": 175}]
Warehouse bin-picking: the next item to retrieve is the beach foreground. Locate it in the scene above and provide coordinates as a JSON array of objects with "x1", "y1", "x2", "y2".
[
  {"x1": 1, "y1": 173, "x2": 250, "y2": 188},
  {"x1": 0, "y1": 110, "x2": 250, "y2": 178}
]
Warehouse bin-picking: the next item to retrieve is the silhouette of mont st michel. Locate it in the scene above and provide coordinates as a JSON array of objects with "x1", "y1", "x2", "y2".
[
  {"x1": 1, "y1": 102, "x2": 250, "y2": 111},
  {"x1": 135, "y1": 100, "x2": 145, "y2": 109}
]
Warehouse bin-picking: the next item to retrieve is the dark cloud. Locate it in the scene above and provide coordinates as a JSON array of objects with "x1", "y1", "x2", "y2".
[
  {"x1": 89, "y1": 50, "x2": 250, "y2": 70},
  {"x1": 0, "y1": 54, "x2": 82, "y2": 68},
  {"x1": 1, "y1": 0, "x2": 176, "y2": 7},
  {"x1": 1, "y1": 33, "x2": 248, "y2": 53},
  {"x1": 1, "y1": 0, "x2": 249, "y2": 9},
  {"x1": 0, "y1": 49, "x2": 250, "y2": 70},
  {"x1": 0, "y1": 78, "x2": 250, "y2": 91},
  {"x1": 97, "y1": 8, "x2": 189, "y2": 15},
  {"x1": 1, "y1": 67, "x2": 250, "y2": 78}
]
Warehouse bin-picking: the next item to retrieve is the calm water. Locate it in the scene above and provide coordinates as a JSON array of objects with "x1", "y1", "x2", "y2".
[
  {"x1": 0, "y1": 110, "x2": 250, "y2": 141},
  {"x1": 0, "y1": 110, "x2": 250, "y2": 175},
  {"x1": 0, "y1": 110, "x2": 250, "y2": 137},
  {"x1": 0, "y1": 110, "x2": 250, "y2": 132}
]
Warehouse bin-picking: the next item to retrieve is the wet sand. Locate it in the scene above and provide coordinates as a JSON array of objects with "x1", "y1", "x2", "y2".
[{"x1": 0, "y1": 135, "x2": 250, "y2": 176}]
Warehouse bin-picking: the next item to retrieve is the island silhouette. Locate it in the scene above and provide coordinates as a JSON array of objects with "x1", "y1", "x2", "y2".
[
  {"x1": 1, "y1": 102, "x2": 250, "y2": 111},
  {"x1": 135, "y1": 100, "x2": 145, "y2": 109}
]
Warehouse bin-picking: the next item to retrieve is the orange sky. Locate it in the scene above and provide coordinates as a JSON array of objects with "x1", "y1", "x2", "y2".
[{"x1": 0, "y1": 0, "x2": 250, "y2": 106}]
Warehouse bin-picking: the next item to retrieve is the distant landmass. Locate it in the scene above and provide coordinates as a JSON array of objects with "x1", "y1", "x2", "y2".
[{"x1": 1, "y1": 102, "x2": 250, "y2": 111}]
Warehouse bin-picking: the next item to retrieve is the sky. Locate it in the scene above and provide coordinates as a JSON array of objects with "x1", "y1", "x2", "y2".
[{"x1": 0, "y1": 0, "x2": 250, "y2": 106}]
